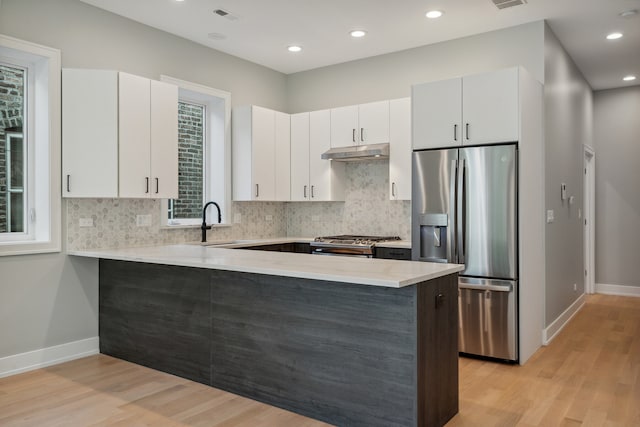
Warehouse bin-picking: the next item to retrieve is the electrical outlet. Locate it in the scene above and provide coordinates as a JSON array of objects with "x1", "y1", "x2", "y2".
[
  {"x1": 573, "y1": 283, "x2": 577, "y2": 291},
  {"x1": 311, "y1": 215, "x2": 320, "y2": 222},
  {"x1": 79, "y1": 218, "x2": 93, "y2": 227},
  {"x1": 234, "y1": 213, "x2": 242, "y2": 224},
  {"x1": 136, "y1": 214, "x2": 152, "y2": 227},
  {"x1": 265, "y1": 214, "x2": 273, "y2": 221}
]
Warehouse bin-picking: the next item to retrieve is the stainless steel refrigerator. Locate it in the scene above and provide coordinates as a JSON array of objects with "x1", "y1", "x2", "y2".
[{"x1": 412, "y1": 144, "x2": 518, "y2": 362}]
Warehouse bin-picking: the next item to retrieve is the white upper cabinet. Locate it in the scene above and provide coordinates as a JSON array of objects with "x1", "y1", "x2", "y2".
[
  {"x1": 310, "y1": 110, "x2": 345, "y2": 201},
  {"x1": 389, "y1": 98, "x2": 411, "y2": 201},
  {"x1": 62, "y1": 70, "x2": 178, "y2": 199},
  {"x1": 462, "y1": 67, "x2": 519, "y2": 145},
  {"x1": 150, "y1": 80, "x2": 179, "y2": 199},
  {"x1": 275, "y1": 111, "x2": 291, "y2": 201},
  {"x1": 330, "y1": 100, "x2": 390, "y2": 148},
  {"x1": 290, "y1": 112, "x2": 311, "y2": 202},
  {"x1": 412, "y1": 78, "x2": 462, "y2": 150},
  {"x1": 412, "y1": 67, "x2": 519, "y2": 150},
  {"x1": 119, "y1": 73, "x2": 179, "y2": 199},
  {"x1": 62, "y1": 69, "x2": 118, "y2": 198},
  {"x1": 232, "y1": 105, "x2": 291, "y2": 201}
]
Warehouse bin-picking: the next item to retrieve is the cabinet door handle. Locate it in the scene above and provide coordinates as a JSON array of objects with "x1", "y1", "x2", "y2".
[
  {"x1": 454, "y1": 124, "x2": 458, "y2": 141},
  {"x1": 435, "y1": 293, "x2": 445, "y2": 308},
  {"x1": 66, "y1": 174, "x2": 70, "y2": 192},
  {"x1": 155, "y1": 178, "x2": 159, "y2": 194},
  {"x1": 311, "y1": 185, "x2": 315, "y2": 198},
  {"x1": 391, "y1": 182, "x2": 396, "y2": 197},
  {"x1": 255, "y1": 184, "x2": 259, "y2": 198},
  {"x1": 304, "y1": 185, "x2": 307, "y2": 198},
  {"x1": 352, "y1": 128, "x2": 356, "y2": 143},
  {"x1": 360, "y1": 127, "x2": 364, "y2": 142},
  {"x1": 465, "y1": 123, "x2": 470, "y2": 140},
  {"x1": 145, "y1": 177, "x2": 150, "y2": 194}
]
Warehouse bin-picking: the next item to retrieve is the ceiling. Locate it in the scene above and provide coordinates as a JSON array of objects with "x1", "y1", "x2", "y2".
[{"x1": 80, "y1": 0, "x2": 640, "y2": 90}]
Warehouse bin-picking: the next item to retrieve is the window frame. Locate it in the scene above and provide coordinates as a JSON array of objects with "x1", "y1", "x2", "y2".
[
  {"x1": 158, "y1": 76, "x2": 232, "y2": 229},
  {"x1": 0, "y1": 34, "x2": 61, "y2": 256}
]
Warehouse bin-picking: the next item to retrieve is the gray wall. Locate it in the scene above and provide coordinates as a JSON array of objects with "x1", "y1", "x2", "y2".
[
  {"x1": 543, "y1": 25, "x2": 593, "y2": 324},
  {"x1": 593, "y1": 86, "x2": 640, "y2": 287},
  {"x1": 0, "y1": 0, "x2": 287, "y2": 359},
  {"x1": 287, "y1": 21, "x2": 544, "y2": 112}
]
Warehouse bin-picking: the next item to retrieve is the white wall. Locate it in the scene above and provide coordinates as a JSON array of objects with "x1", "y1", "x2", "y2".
[
  {"x1": 593, "y1": 86, "x2": 640, "y2": 289},
  {"x1": 543, "y1": 25, "x2": 593, "y2": 325},
  {"x1": 287, "y1": 21, "x2": 545, "y2": 112},
  {"x1": 0, "y1": 0, "x2": 287, "y2": 361}
]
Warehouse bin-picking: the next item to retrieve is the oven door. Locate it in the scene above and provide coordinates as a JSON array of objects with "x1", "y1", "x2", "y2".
[{"x1": 310, "y1": 245, "x2": 373, "y2": 258}]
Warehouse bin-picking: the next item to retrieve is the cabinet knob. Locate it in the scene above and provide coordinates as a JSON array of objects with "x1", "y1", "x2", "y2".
[{"x1": 435, "y1": 293, "x2": 445, "y2": 308}]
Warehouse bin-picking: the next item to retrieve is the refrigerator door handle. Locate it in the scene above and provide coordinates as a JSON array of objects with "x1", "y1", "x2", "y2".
[
  {"x1": 457, "y1": 158, "x2": 466, "y2": 264},
  {"x1": 449, "y1": 159, "x2": 458, "y2": 263}
]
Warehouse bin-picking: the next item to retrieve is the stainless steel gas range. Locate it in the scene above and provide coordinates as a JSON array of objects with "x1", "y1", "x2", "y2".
[{"x1": 311, "y1": 235, "x2": 401, "y2": 258}]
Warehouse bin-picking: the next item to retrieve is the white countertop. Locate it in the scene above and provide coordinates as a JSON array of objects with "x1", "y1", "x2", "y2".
[{"x1": 69, "y1": 243, "x2": 462, "y2": 288}]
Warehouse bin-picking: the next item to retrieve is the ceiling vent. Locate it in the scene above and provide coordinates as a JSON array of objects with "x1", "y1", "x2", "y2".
[
  {"x1": 492, "y1": 0, "x2": 527, "y2": 10},
  {"x1": 213, "y1": 9, "x2": 239, "y2": 21}
]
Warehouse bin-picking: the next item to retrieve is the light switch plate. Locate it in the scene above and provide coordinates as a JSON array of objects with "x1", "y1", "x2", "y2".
[
  {"x1": 546, "y1": 210, "x2": 554, "y2": 224},
  {"x1": 79, "y1": 218, "x2": 93, "y2": 227}
]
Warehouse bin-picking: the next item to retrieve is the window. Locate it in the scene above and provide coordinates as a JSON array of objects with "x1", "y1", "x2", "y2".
[
  {"x1": 159, "y1": 76, "x2": 231, "y2": 227},
  {"x1": 0, "y1": 35, "x2": 61, "y2": 255}
]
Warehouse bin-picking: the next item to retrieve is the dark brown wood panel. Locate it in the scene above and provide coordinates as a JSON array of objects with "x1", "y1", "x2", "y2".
[
  {"x1": 418, "y1": 273, "x2": 459, "y2": 426},
  {"x1": 209, "y1": 270, "x2": 419, "y2": 427},
  {"x1": 99, "y1": 259, "x2": 211, "y2": 385},
  {"x1": 375, "y1": 247, "x2": 412, "y2": 260}
]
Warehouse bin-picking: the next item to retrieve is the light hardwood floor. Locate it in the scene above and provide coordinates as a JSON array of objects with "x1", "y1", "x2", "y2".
[{"x1": 0, "y1": 294, "x2": 638, "y2": 426}]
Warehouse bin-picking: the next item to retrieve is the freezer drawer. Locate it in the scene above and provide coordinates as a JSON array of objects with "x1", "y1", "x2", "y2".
[{"x1": 458, "y1": 277, "x2": 517, "y2": 361}]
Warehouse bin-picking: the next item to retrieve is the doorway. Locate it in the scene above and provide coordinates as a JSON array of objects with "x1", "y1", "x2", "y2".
[{"x1": 583, "y1": 145, "x2": 595, "y2": 294}]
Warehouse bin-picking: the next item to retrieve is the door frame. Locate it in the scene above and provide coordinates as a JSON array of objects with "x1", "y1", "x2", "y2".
[{"x1": 583, "y1": 145, "x2": 596, "y2": 294}]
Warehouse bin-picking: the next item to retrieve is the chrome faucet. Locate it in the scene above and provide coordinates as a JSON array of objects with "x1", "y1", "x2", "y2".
[{"x1": 201, "y1": 201, "x2": 222, "y2": 243}]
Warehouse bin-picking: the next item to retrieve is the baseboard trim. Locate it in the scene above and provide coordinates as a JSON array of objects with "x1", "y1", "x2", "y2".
[
  {"x1": 0, "y1": 337, "x2": 99, "y2": 378},
  {"x1": 596, "y1": 283, "x2": 640, "y2": 297},
  {"x1": 543, "y1": 294, "x2": 586, "y2": 345}
]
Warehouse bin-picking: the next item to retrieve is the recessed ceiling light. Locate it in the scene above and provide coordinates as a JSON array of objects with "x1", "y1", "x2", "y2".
[
  {"x1": 288, "y1": 45, "x2": 302, "y2": 53},
  {"x1": 623, "y1": 75, "x2": 637, "y2": 82},
  {"x1": 350, "y1": 30, "x2": 367, "y2": 38},
  {"x1": 606, "y1": 32, "x2": 623, "y2": 40},
  {"x1": 175, "y1": 0, "x2": 185, "y2": 2},
  {"x1": 425, "y1": 10, "x2": 443, "y2": 19}
]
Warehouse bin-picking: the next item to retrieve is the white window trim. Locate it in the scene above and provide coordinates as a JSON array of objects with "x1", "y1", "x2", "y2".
[
  {"x1": 158, "y1": 75, "x2": 231, "y2": 228},
  {"x1": 0, "y1": 34, "x2": 61, "y2": 256}
]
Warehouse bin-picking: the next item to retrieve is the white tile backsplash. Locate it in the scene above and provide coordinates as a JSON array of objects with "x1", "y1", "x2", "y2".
[{"x1": 66, "y1": 161, "x2": 411, "y2": 250}]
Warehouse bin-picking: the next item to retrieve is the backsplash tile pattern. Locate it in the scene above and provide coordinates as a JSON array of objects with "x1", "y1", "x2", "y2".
[
  {"x1": 286, "y1": 161, "x2": 411, "y2": 239},
  {"x1": 66, "y1": 161, "x2": 411, "y2": 250},
  {"x1": 67, "y1": 199, "x2": 286, "y2": 250}
]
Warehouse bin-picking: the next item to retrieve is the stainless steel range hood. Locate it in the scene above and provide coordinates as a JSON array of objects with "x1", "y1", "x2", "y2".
[{"x1": 320, "y1": 143, "x2": 389, "y2": 162}]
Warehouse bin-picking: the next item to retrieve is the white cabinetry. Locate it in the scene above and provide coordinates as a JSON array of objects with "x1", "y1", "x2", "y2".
[
  {"x1": 412, "y1": 67, "x2": 519, "y2": 149},
  {"x1": 275, "y1": 111, "x2": 291, "y2": 201},
  {"x1": 62, "y1": 69, "x2": 178, "y2": 198},
  {"x1": 232, "y1": 106, "x2": 291, "y2": 201},
  {"x1": 330, "y1": 100, "x2": 389, "y2": 148},
  {"x1": 389, "y1": 98, "x2": 411, "y2": 201},
  {"x1": 62, "y1": 69, "x2": 118, "y2": 197},
  {"x1": 290, "y1": 110, "x2": 344, "y2": 201}
]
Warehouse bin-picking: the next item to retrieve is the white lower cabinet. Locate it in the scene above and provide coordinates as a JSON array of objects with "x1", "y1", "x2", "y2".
[
  {"x1": 290, "y1": 110, "x2": 344, "y2": 201},
  {"x1": 389, "y1": 98, "x2": 411, "y2": 200},
  {"x1": 62, "y1": 69, "x2": 178, "y2": 199}
]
